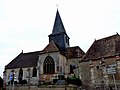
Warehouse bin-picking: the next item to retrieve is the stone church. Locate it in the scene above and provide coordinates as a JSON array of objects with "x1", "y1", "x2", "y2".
[{"x1": 4, "y1": 10, "x2": 85, "y2": 85}]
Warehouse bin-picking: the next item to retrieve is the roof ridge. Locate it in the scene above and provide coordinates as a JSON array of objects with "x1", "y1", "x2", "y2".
[
  {"x1": 81, "y1": 33, "x2": 120, "y2": 61},
  {"x1": 23, "y1": 51, "x2": 41, "y2": 54},
  {"x1": 96, "y1": 33, "x2": 119, "y2": 41}
]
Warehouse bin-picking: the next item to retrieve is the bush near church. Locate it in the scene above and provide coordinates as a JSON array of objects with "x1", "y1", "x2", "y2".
[{"x1": 67, "y1": 76, "x2": 82, "y2": 86}]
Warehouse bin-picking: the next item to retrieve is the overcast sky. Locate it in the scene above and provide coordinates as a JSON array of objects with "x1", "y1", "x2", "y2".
[{"x1": 0, "y1": 0, "x2": 120, "y2": 77}]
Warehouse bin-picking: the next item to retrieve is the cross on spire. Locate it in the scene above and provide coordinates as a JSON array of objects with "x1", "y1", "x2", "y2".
[{"x1": 56, "y1": 4, "x2": 58, "y2": 9}]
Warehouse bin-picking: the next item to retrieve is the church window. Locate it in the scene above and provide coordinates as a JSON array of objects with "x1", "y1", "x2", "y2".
[
  {"x1": 18, "y1": 68, "x2": 23, "y2": 83},
  {"x1": 70, "y1": 64, "x2": 76, "y2": 74},
  {"x1": 19, "y1": 68, "x2": 23, "y2": 78},
  {"x1": 70, "y1": 65, "x2": 74, "y2": 73},
  {"x1": 32, "y1": 67, "x2": 37, "y2": 77},
  {"x1": 44, "y1": 56, "x2": 55, "y2": 74},
  {"x1": 96, "y1": 66, "x2": 99, "y2": 69}
]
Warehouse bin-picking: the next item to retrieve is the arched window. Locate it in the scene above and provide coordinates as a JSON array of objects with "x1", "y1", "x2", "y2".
[
  {"x1": 32, "y1": 67, "x2": 37, "y2": 77},
  {"x1": 18, "y1": 68, "x2": 23, "y2": 83},
  {"x1": 70, "y1": 64, "x2": 76, "y2": 74},
  {"x1": 70, "y1": 65, "x2": 74, "y2": 73},
  {"x1": 19, "y1": 68, "x2": 23, "y2": 78},
  {"x1": 44, "y1": 56, "x2": 55, "y2": 74}
]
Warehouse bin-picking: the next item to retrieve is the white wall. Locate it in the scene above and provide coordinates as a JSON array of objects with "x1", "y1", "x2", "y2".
[{"x1": 5, "y1": 67, "x2": 38, "y2": 85}]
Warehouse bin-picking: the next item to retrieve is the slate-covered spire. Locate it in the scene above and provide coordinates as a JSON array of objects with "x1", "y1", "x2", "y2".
[
  {"x1": 52, "y1": 10, "x2": 66, "y2": 35},
  {"x1": 49, "y1": 10, "x2": 70, "y2": 52}
]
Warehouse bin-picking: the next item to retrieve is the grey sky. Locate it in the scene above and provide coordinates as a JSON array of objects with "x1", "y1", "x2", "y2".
[{"x1": 0, "y1": 0, "x2": 120, "y2": 77}]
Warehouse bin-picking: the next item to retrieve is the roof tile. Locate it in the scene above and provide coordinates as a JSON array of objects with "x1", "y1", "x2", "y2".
[
  {"x1": 67, "y1": 46, "x2": 85, "y2": 59},
  {"x1": 5, "y1": 51, "x2": 40, "y2": 69},
  {"x1": 82, "y1": 34, "x2": 120, "y2": 61}
]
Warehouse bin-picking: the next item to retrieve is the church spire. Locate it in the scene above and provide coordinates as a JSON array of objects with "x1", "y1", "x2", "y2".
[
  {"x1": 52, "y1": 9, "x2": 66, "y2": 35},
  {"x1": 49, "y1": 10, "x2": 70, "y2": 52}
]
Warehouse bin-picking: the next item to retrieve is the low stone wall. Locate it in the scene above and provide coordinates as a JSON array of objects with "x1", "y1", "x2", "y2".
[{"x1": 6, "y1": 85, "x2": 77, "y2": 90}]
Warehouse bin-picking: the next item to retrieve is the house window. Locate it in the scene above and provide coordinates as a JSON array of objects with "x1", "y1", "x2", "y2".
[
  {"x1": 32, "y1": 67, "x2": 37, "y2": 77},
  {"x1": 44, "y1": 56, "x2": 55, "y2": 74}
]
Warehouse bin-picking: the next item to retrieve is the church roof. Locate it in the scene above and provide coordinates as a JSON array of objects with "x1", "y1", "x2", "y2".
[
  {"x1": 5, "y1": 41, "x2": 65, "y2": 69},
  {"x1": 51, "y1": 10, "x2": 66, "y2": 35},
  {"x1": 5, "y1": 51, "x2": 40, "y2": 69},
  {"x1": 67, "y1": 46, "x2": 85, "y2": 59},
  {"x1": 82, "y1": 33, "x2": 120, "y2": 61},
  {"x1": 42, "y1": 41, "x2": 64, "y2": 54}
]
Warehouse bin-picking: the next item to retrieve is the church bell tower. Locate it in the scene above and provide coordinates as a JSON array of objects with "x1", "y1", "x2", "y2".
[{"x1": 49, "y1": 10, "x2": 70, "y2": 52}]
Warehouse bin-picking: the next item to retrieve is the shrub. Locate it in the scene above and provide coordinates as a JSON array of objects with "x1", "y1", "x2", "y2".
[{"x1": 67, "y1": 77, "x2": 82, "y2": 86}]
